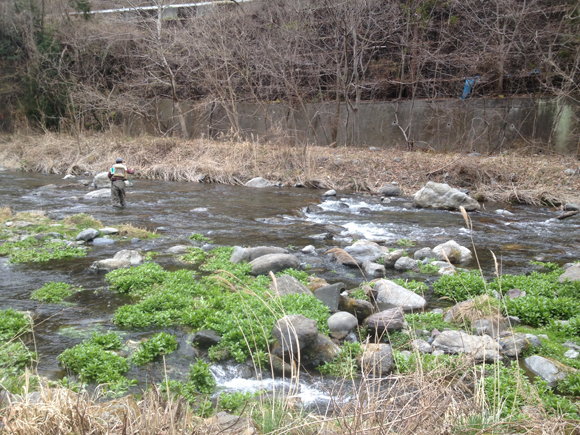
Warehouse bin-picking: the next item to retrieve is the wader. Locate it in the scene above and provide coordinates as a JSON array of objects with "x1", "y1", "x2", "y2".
[{"x1": 111, "y1": 180, "x2": 127, "y2": 207}]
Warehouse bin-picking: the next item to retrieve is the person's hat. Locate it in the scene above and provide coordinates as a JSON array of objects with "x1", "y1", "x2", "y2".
[{"x1": 116, "y1": 157, "x2": 123, "y2": 163}]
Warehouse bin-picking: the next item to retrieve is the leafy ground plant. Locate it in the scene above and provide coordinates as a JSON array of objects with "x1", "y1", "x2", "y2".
[
  {"x1": 0, "y1": 237, "x2": 87, "y2": 263},
  {"x1": 0, "y1": 309, "x2": 32, "y2": 341},
  {"x1": 392, "y1": 278, "x2": 428, "y2": 294},
  {"x1": 58, "y1": 336, "x2": 134, "y2": 392},
  {"x1": 31, "y1": 282, "x2": 82, "y2": 303},
  {"x1": 318, "y1": 341, "x2": 361, "y2": 378},
  {"x1": 132, "y1": 332, "x2": 178, "y2": 365},
  {"x1": 189, "y1": 233, "x2": 211, "y2": 242}
]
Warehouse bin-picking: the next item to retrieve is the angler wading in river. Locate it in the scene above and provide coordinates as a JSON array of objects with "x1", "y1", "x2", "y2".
[{"x1": 108, "y1": 157, "x2": 135, "y2": 208}]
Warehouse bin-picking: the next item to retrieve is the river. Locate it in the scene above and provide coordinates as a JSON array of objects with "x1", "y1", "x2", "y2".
[{"x1": 1, "y1": 169, "x2": 579, "y2": 406}]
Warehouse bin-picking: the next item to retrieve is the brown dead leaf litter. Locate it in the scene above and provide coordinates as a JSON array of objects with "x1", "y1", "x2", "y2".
[{"x1": 1, "y1": 133, "x2": 579, "y2": 207}]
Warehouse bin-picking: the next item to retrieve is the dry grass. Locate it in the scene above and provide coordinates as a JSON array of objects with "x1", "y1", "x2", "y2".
[
  {"x1": 1, "y1": 132, "x2": 579, "y2": 206},
  {"x1": 0, "y1": 207, "x2": 12, "y2": 223},
  {"x1": 116, "y1": 223, "x2": 157, "y2": 239},
  {"x1": 2, "y1": 357, "x2": 578, "y2": 435}
]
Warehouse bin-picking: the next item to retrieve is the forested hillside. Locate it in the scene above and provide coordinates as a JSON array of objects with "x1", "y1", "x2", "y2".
[{"x1": 0, "y1": 0, "x2": 578, "y2": 135}]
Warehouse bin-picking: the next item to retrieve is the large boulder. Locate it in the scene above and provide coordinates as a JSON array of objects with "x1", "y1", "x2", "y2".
[
  {"x1": 91, "y1": 250, "x2": 144, "y2": 271},
  {"x1": 500, "y1": 333, "x2": 530, "y2": 358},
  {"x1": 394, "y1": 256, "x2": 418, "y2": 271},
  {"x1": 191, "y1": 330, "x2": 222, "y2": 348},
  {"x1": 378, "y1": 185, "x2": 401, "y2": 197},
  {"x1": 472, "y1": 318, "x2": 508, "y2": 338},
  {"x1": 414, "y1": 248, "x2": 436, "y2": 261},
  {"x1": 432, "y1": 240, "x2": 472, "y2": 264},
  {"x1": 413, "y1": 181, "x2": 480, "y2": 211},
  {"x1": 411, "y1": 339, "x2": 433, "y2": 354},
  {"x1": 559, "y1": 264, "x2": 580, "y2": 283},
  {"x1": 93, "y1": 172, "x2": 111, "y2": 189},
  {"x1": 304, "y1": 334, "x2": 341, "y2": 367},
  {"x1": 250, "y1": 254, "x2": 300, "y2": 276},
  {"x1": 362, "y1": 260, "x2": 386, "y2": 279},
  {"x1": 245, "y1": 177, "x2": 274, "y2": 188},
  {"x1": 327, "y1": 312, "x2": 359, "y2": 339},
  {"x1": 272, "y1": 315, "x2": 318, "y2": 355},
  {"x1": 270, "y1": 275, "x2": 313, "y2": 297},
  {"x1": 364, "y1": 308, "x2": 405, "y2": 334},
  {"x1": 432, "y1": 330, "x2": 501, "y2": 362},
  {"x1": 380, "y1": 249, "x2": 406, "y2": 268},
  {"x1": 84, "y1": 189, "x2": 111, "y2": 199},
  {"x1": 338, "y1": 296, "x2": 374, "y2": 321},
  {"x1": 230, "y1": 246, "x2": 250, "y2": 264},
  {"x1": 76, "y1": 228, "x2": 100, "y2": 242},
  {"x1": 248, "y1": 246, "x2": 288, "y2": 261},
  {"x1": 344, "y1": 241, "x2": 384, "y2": 264},
  {"x1": 524, "y1": 355, "x2": 572, "y2": 388},
  {"x1": 374, "y1": 279, "x2": 426, "y2": 311},
  {"x1": 314, "y1": 283, "x2": 344, "y2": 312},
  {"x1": 360, "y1": 343, "x2": 393, "y2": 376}
]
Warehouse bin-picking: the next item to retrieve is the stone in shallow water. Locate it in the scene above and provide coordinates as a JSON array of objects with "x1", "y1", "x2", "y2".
[{"x1": 92, "y1": 237, "x2": 115, "y2": 246}]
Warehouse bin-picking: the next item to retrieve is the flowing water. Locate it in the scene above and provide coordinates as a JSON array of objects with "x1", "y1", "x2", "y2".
[{"x1": 1, "y1": 169, "x2": 579, "y2": 406}]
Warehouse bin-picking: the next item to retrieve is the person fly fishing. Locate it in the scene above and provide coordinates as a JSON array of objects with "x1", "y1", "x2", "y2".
[{"x1": 108, "y1": 157, "x2": 135, "y2": 208}]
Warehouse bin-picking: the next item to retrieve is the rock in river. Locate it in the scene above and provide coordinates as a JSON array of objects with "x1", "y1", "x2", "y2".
[
  {"x1": 524, "y1": 355, "x2": 571, "y2": 388},
  {"x1": 272, "y1": 315, "x2": 318, "y2": 355},
  {"x1": 76, "y1": 228, "x2": 99, "y2": 242},
  {"x1": 91, "y1": 250, "x2": 144, "y2": 271},
  {"x1": 245, "y1": 177, "x2": 273, "y2": 188},
  {"x1": 360, "y1": 343, "x2": 393, "y2": 376},
  {"x1": 374, "y1": 279, "x2": 426, "y2": 311},
  {"x1": 364, "y1": 308, "x2": 405, "y2": 334},
  {"x1": 432, "y1": 330, "x2": 501, "y2": 362},
  {"x1": 327, "y1": 311, "x2": 358, "y2": 339},
  {"x1": 413, "y1": 181, "x2": 480, "y2": 211},
  {"x1": 250, "y1": 254, "x2": 300, "y2": 275},
  {"x1": 432, "y1": 240, "x2": 472, "y2": 263},
  {"x1": 270, "y1": 275, "x2": 313, "y2": 297}
]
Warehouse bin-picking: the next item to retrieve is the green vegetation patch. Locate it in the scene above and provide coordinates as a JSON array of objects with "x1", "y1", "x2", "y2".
[
  {"x1": 179, "y1": 247, "x2": 206, "y2": 264},
  {"x1": 189, "y1": 233, "x2": 211, "y2": 243},
  {"x1": 110, "y1": 247, "x2": 329, "y2": 363},
  {"x1": 0, "y1": 309, "x2": 37, "y2": 394},
  {"x1": 405, "y1": 312, "x2": 454, "y2": 332},
  {"x1": 392, "y1": 278, "x2": 428, "y2": 294},
  {"x1": 504, "y1": 296, "x2": 580, "y2": 327},
  {"x1": 0, "y1": 309, "x2": 32, "y2": 341},
  {"x1": 0, "y1": 237, "x2": 87, "y2": 263},
  {"x1": 482, "y1": 361, "x2": 578, "y2": 419},
  {"x1": 58, "y1": 332, "x2": 134, "y2": 392},
  {"x1": 318, "y1": 342, "x2": 361, "y2": 378},
  {"x1": 418, "y1": 259, "x2": 440, "y2": 274},
  {"x1": 433, "y1": 270, "x2": 487, "y2": 301},
  {"x1": 132, "y1": 332, "x2": 178, "y2": 366},
  {"x1": 31, "y1": 282, "x2": 82, "y2": 303}
]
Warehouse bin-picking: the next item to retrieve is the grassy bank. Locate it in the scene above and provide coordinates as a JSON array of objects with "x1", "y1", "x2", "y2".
[{"x1": 1, "y1": 132, "x2": 579, "y2": 206}]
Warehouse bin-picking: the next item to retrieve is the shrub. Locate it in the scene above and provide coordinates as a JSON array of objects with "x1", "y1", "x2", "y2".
[
  {"x1": 31, "y1": 282, "x2": 81, "y2": 303},
  {"x1": 0, "y1": 309, "x2": 31, "y2": 341},
  {"x1": 132, "y1": 332, "x2": 178, "y2": 365}
]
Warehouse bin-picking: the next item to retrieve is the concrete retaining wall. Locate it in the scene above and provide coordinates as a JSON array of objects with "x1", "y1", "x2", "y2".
[{"x1": 126, "y1": 97, "x2": 580, "y2": 155}]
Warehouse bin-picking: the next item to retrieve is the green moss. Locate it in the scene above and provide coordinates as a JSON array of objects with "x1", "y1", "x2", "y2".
[{"x1": 31, "y1": 282, "x2": 82, "y2": 303}]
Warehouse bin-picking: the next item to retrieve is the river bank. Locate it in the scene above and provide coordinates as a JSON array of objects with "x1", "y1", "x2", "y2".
[{"x1": 1, "y1": 132, "x2": 580, "y2": 207}]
